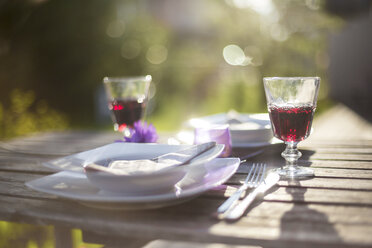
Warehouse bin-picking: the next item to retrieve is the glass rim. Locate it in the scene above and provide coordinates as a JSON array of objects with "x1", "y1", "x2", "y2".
[
  {"x1": 263, "y1": 76, "x2": 320, "y2": 81},
  {"x1": 103, "y1": 75, "x2": 152, "y2": 83}
]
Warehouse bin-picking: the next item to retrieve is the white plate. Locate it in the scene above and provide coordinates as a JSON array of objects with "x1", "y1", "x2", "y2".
[
  {"x1": 27, "y1": 158, "x2": 240, "y2": 210},
  {"x1": 43, "y1": 143, "x2": 223, "y2": 173},
  {"x1": 188, "y1": 112, "x2": 273, "y2": 144},
  {"x1": 175, "y1": 130, "x2": 282, "y2": 148},
  {"x1": 189, "y1": 112, "x2": 270, "y2": 128}
]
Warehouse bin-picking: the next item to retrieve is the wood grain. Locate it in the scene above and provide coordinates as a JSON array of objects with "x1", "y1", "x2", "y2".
[{"x1": 0, "y1": 126, "x2": 371, "y2": 247}]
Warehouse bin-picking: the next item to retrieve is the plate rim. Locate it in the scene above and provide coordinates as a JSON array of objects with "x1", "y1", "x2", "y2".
[
  {"x1": 189, "y1": 112, "x2": 271, "y2": 131},
  {"x1": 42, "y1": 142, "x2": 222, "y2": 173},
  {"x1": 27, "y1": 157, "x2": 240, "y2": 204}
]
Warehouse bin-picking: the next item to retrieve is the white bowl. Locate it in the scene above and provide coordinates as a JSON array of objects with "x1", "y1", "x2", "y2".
[
  {"x1": 189, "y1": 112, "x2": 273, "y2": 145},
  {"x1": 83, "y1": 144, "x2": 225, "y2": 194}
]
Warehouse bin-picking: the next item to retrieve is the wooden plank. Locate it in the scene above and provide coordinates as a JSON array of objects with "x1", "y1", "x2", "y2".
[
  {"x1": 205, "y1": 185, "x2": 372, "y2": 206},
  {"x1": 3, "y1": 131, "x2": 121, "y2": 144},
  {"x1": 0, "y1": 171, "x2": 45, "y2": 184},
  {"x1": 309, "y1": 104, "x2": 372, "y2": 141},
  {"x1": 164, "y1": 200, "x2": 372, "y2": 247},
  {"x1": 0, "y1": 176, "x2": 57, "y2": 200},
  {"x1": 241, "y1": 153, "x2": 372, "y2": 172},
  {"x1": 0, "y1": 155, "x2": 55, "y2": 174},
  {"x1": 3, "y1": 151, "x2": 371, "y2": 173},
  {"x1": 0, "y1": 170, "x2": 371, "y2": 208},
  {"x1": 304, "y1": 153, "x2": 372, "y2": 162},
  {"x1": 299, "y1": 160, "x2": 372, "y2": 170},
  {"x1": 300, "y1": 147, "x2": 372, "y2": 154},
  {"x1": 237, "y1": 164, "x2": 372, "y2": 179},
  {"x1": 2, "y1": 155, "x2": 372, "y2": 177},
  {"x1": 262, "y1": 187, "x2": 372, "y2": 206},
  {"x1": 228, "y1": 174, "x2": 372, "y2": 190},
  {"x1": 5, "y1": 131, "x2": 372, "y2": 157},
  {"x1": 312, "y1": 168, "x2": 372, "y2": 178},
  {"x1": 0, "y1": 131, "x2": 121, "y2": 156},
  {"x1": 1, "y1": 152, "x2": 372, "y2": 174},
  {"x1": 225, "y1": 202, "x2": 372, "y2": 247},
  {"x1": 0, "y1": 195, "x2": 371, "y2": 248},
  {"x1": 301, "y1": 139, "x2": 372, "y2": 148},
  {"x1": 262, "y1": 148, "x2": 372, "y2": 162}
]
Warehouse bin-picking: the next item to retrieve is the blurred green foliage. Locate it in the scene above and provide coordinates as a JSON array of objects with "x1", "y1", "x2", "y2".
[
  {"x1": 0, "y1": 0, "x2": 342, "y2": 135},
  {"x1": 0, "y1": 221, "x2": 53, "y2": 248},
  {"x1": 0, "y1": 89, "x2": 68, "y2": 139},
  {"x1": 0, "y1": 221, "x2": 104, "y2": 248}
]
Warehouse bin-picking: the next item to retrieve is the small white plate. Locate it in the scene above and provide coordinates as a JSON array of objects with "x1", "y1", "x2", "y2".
[
  {"x1": 43, "y1": 143, "x2": 223, "y2": 173},
  {"x1": 27, "y1": 158, "x2": 240, "y2": 210},
  {"x1": 188, "y1": 112, "x2": 273, "y2": 145},
  {"x1": 174, "y1": 130, "x2": 282, "y2": 148}
]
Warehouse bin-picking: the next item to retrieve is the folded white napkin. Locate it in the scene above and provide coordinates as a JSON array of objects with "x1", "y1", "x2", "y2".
[{"x1": 84, "y1": 142, "x2": 216, "y2": 176}]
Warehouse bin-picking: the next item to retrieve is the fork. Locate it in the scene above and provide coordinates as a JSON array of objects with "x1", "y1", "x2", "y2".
[{"x1": 217, "y1": 163, "x2": 266, "y2": 214}]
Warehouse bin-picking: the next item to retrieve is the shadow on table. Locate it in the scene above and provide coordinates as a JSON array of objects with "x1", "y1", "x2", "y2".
[
  {"x1": 246, "y1": 146, "x2": 340, "y2": 248},
  {"x1": 246, "y1": 145, "x2": 315, "y2": 171},
  {"x1": 275, "y1": 180, "x2": 341, "y2": 248},
  {"x1": 300, "y1": 149, "x2": 316, "y2": 165}
]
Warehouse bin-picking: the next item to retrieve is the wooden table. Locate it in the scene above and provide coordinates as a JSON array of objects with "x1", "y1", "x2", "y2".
[{"x1": 1, "y1": 105, "x2": 372, "y2": 248}]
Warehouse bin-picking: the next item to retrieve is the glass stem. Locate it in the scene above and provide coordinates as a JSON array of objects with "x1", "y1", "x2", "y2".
[{"x1": 281, "y1": 142, "x2": 302, "y2": 171}]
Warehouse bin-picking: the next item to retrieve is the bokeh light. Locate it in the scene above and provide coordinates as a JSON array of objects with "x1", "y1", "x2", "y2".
[
  {"x1": 106, "y1": 20, "x2": 125, "y2": 38},
  {"x1": 121, "y1": 40, "x2": 141, "y2": 59},
  {"x1": 226, "y1": 0, "x2": 275, "y2": 15},
  {"x1": 223, "y1": 45, "x2": 252, "y2": 66},
  {"x1": 146, "y1": 45, "x2": 168, "y2": 65},
  {"x1": 270, "y1": 24, "x2": 289, "y2": 42}
]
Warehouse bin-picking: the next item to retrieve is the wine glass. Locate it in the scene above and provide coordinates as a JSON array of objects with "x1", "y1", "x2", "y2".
[
  {"x1": 103, "y1": 75, "x2": 152, "y2": 135},
  {"x1": 263, "y1": 77, "x2": 320, "y2": 179}
]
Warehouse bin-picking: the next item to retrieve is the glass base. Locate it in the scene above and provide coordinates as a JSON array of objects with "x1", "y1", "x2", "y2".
[
  {"x1": 274, "y1": 166, "x2": 314, "y2": 179},
  {"x1": 114, "y1": 124, "x2": 132, "y2": 137}
]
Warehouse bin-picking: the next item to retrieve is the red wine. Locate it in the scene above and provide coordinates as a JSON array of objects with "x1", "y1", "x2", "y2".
[
  {"x1": 268, "y1": 104, "x2": 315, "y2": 142},
  {"x1": 109, "y1": 98, "x2": 145, "y2": 131}
]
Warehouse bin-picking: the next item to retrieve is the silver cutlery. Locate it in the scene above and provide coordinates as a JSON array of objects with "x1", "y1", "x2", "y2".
[
  {"x1": 217, "y1": 163, "x2": 266, "y2": 215},
  {"x1": 224, "y1": 171, "x2": 280, "y2": 220}
]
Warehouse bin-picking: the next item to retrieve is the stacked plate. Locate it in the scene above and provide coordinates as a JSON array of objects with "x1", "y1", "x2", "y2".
[
  {"x1": 26, "y1": 143, "x2": 240, "y2": 210},
  {"x1": 188, "y1": 111, "x2": 280, "y2": 147}
]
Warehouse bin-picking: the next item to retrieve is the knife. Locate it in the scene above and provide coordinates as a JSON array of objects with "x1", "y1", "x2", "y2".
[{"x1": 224, "y1": 172, "x2": 280, "y2": 220}]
